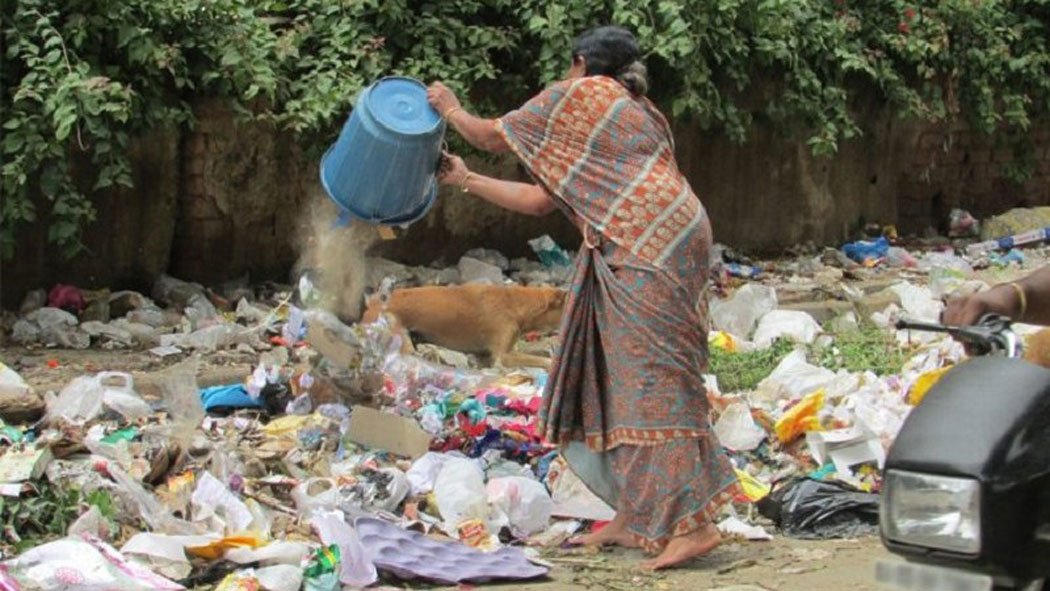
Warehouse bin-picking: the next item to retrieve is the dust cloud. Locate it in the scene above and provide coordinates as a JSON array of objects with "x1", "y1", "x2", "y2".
[{"x1": 294, "y1": 195, "x2": 378, "y2": 321}]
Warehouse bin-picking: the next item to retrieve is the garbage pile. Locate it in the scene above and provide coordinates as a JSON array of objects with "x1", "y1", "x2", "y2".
[{"x1": 0, "y1": 214, "x2": 1047, "y2": 588}]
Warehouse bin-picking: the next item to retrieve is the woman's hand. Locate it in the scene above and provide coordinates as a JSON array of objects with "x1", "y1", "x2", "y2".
[
  {"x1": 427, "y1": 82, "x2": 462, "y2": 118},
  {"x1": 438, "y1": 152, "x2": 469, "y2": 186},
  {"x1": 943, "y1": 285, "x2": 1019, "y2": 326}
]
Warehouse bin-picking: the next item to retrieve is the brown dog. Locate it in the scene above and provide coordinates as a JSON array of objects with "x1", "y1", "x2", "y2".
[{"x1": 360, "y1": 284, "x2": 567, "y2": 369}]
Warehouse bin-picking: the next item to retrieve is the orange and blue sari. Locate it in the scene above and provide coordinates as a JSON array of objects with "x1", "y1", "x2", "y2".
[{"x1": 498, "y1": 76, "x2": 739, "y2": 551}]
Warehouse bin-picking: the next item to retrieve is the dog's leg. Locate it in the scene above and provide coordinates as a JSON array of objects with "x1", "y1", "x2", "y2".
[{"x1": 497, "y1": 351, "x2": 553, "y2": 371}]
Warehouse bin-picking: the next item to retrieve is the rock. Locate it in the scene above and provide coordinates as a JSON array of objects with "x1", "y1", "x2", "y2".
[
  {"x1": 458, "y1": 256, "x2": 505, "y2": 285},
  {"x1": 434, "y1": 267, "x2": 461, "y2": 285},
  {"x1": 0, "y1": 387, "x2": 45, "y2": 424}
]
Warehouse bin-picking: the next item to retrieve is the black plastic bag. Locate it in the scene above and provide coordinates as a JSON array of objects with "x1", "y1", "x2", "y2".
[{"x1": 757, "y1": 477, "x2": 880, "y2": 539}]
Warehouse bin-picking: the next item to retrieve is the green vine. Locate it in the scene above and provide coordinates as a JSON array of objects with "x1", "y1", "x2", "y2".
[{"x1": 3, "y1": 0, "x2": 1050, "y2": 259}]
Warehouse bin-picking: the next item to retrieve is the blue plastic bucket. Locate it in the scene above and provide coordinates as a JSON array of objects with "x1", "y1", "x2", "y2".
[{"x1": 320, "y1": 77, "x2": 446, "y2": 226}]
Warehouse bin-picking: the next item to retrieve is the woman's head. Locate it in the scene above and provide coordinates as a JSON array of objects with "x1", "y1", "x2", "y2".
[{"x1": 569, "y1": 26, "x2": 649, "y2": 96}]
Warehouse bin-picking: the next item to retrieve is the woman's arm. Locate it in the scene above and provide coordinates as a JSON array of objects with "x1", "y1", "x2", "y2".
[
  {"x1": 446, "y1": 110, "x2": 509, "y2": 154},
  {"x1": 427, "y1": 82, "x2": 508, "y2": 154},
  {"x1": 441, "y1": 154, "x2": 555, "y2": 216}
]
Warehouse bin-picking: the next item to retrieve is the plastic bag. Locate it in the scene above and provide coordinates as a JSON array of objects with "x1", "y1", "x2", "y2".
[
  {"x1": 890, "y1": 281, "x2": 944, "y2": 322},
  {"x1": 713, "y1": 402, "x2": 767, "y2": 451},
  {"x1": 433, "y1": 458, "x2": 490, "y2": 532},
  {"x1": 486, "y1": 476, "x2": 554, "y2": 538},
  {"x1": 757, "y1": 478, "x2": 879, "y2": 539},
  {"x1": 0, "y1": 535, "x2": 184, "y2": 591},
  {"x1": 310, "y1": 511, "x2": 378, "y2": 588},
  {"x1": 949, "y1": 208, "x2": 980, "y2": 238},
  {"x1": 753, "y1": 349, "x2": 836, "y2": 403},
  {"x1": 109, "y1": 464, "x2": 202, "y2": 535},
  {"x1": 291, "y1": 478, "x2": 340, "y2": 516},
  {"x1": 192, "y1": 472, "x2": 254, "y2": 533},
  {"x1": 46, "y1": 375, "x2": 104, "y2": 424},
  {"x1": 0, "y1": 363, "x2": 30, "y2": 401},
  {"x1": 752, "y1": 310, "x2": 821, "y2": 349},
  {"x1": 545, "y1": 455, "x2": 616, "y2": 522},
  {"x1": 99, "y1": 372, "x2": 153, "y2": 422},
  {"x1": 908, "y1": 366, "x2": 952, "y2": 405},
  {"x1": 406, "y1": 452, "x2": 453, "y2": 496},
  {"x1": 885, "y1": 246, "x2": 918, "y2": 268},
  {"x1": 710, "y1": 284, "x2": 777, "y2": 339},
  {"x1": 841, "y1": 237, "x2": 888, "y2": 264},
  {"x1": 774, "y1": 389, "x2": 825, "y2": 443},
  {"x1": 161, "y1": 358, "x2": 205, "y2": 452}
]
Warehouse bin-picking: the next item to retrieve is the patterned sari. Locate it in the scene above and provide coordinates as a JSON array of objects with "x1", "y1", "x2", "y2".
[{"x1": 497, "y1": 76, "x2": 739, "y2": 552}]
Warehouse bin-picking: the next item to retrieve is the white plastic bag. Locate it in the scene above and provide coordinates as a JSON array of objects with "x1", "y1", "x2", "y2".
[
  {"x1": 406, "y1": 452, "x2": 453, "y2": 495},
  {"x1": 545, "y1": 456, "x2": 616, "y2": 522},
  {"x1": 890, "y1": 281, "x2": 943, "y2": 322},
  {"x1": 433, "y1": 457, "x2": 489, "y2": 530},
  {"x1": 46, "y1": 375, "x2": 104, "y2": 423},
  {"x1": 310, "y1": 510, "x2": 378, "y2": 588},
  {"x1": 713, "y1": 402, "x2": 767, "y2": 452},
  {"x1": 752, "y1": 349, "x2": 836, "y2": 403},
  {"x1": 710, "y1": 284, "x2": 778, "y2": 339},
  {"x1": 99, "y1": 372, "x2": 153, "y2": 422},
  {"x1": 486, "y1": 476, "x2": 553, "y2": 538},
  {"x1": 752, "y1": 310, "x2": 821, "y2": 349},
  {"x1": 191, "y1": 472, "x2": 254, "y2": 533},
  {"x1": 291, "y1": 477, "x2": 340, "y2": 516},
  {"x1": 1, "y1": 535, "x2": 184, "y2": 591},
  {"x1": 0, "y1": 362, "x2": 30, "y2": 401}
]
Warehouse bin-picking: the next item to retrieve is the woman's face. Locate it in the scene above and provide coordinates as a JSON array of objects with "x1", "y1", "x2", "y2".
[{"x1": 566, "y1": 55, "x2": 586, "y2": 80}]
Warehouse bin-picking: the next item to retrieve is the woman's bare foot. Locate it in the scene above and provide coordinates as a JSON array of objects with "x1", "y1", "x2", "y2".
[
  {"x1": 642, "y1": 523, "x2": 721, "y2": 570},
  {"x1": 570, "y1": 513, "x2": 639, "y2": 548}
]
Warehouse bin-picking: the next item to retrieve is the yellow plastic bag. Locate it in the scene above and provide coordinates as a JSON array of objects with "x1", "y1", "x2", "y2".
[
  {"x1": 709, "y1": 331, "x2": 737, "y2": 353},
  {"x1": 774, "y1": 390, "x2": 825, "y2": 443},
  {"x1": 734, "y1": 469, "x2": 771, "y2": 502},
  {"x1": 908, "y1": 366, "x2": 952, "y2": 405},
  {"x1": 187, "y1": 534, "x2": 265, "y2": 560}
]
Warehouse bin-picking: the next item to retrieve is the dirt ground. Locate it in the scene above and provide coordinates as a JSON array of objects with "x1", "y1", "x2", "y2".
[{"x1": 516, "y1": 537, "x2": 889, "y2": 591}]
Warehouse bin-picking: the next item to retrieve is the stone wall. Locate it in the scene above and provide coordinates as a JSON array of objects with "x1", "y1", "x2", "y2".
[{"x1": 5, "y1": 97, "x2": 1050, "y2": 307}]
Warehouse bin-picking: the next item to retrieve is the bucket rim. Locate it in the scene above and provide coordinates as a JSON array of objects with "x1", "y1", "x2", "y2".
[{"x1": 360, "y1": 76, "x2": 445, "y2": 137}]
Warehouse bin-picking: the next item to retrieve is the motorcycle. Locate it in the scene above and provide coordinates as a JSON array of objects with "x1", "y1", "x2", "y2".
[{"x1": 876, "y1": 314, "x2": 1050, "y2": 591}]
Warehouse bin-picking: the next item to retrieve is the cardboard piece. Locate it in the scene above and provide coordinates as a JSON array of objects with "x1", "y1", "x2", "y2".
[
  {"x1": 376, "y1": 226, "x2": 397, "y2": 241},
  {"x1": 0, "y1": 447, "x2": 52, "y2": 483},
  {"x1": 305, "y1": 320, "x2": 360, "y2": 369},
  {"x1": 806, "y1": 425, "x2": 885, "y2": 478},
  {"x1": 348, "y1": 405, "x2": 432, "y2": 459}
]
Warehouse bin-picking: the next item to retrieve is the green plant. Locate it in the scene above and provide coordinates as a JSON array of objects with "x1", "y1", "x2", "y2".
[
  {"x1": 0, "y1": 482, "x2": 83, "y2": 553},
  {"x1": 710, "y1": 338, "x2": 796, "y2": 393},
  {"x1": 807, "y1": 321, "x2": 910, "y2": 376},
  {"x1": 4, "y1": 0, "x2": 1050, "y2": 258}
]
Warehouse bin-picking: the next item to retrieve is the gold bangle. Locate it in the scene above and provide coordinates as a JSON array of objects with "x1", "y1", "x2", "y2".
[
  {"x1": 444, "y1": 106, "x2": 464, "y2": 120},
  {"x1": 459, "y1": 171, "x2": 475, "y2": 193},
  {"x1": 1006, "y1": 282, "x2": 1028, "y2": 319}
]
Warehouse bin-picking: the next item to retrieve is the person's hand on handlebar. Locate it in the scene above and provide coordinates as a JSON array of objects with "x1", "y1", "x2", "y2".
[
  {"x1": 943, "y1": 264, "x2": 1050, "y2": 327},
  {"x1": 943, "y1": 285, "x2": 1023, "y2": 326}
]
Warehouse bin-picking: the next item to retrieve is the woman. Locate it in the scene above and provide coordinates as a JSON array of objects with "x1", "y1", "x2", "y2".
[{"x1": 427, "y1": 25, "x2": 739, "y2": 569}]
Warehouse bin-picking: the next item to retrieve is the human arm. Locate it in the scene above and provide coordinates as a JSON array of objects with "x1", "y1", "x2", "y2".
[
  {"x1": 438, "y1": 154, "x2": 556, "y2": 217},
  {"x1": 943, "y1": 264, "x2": 1050, "y2": 326},
  {"x1": 426, "y1": 82, "x2": 509, "y2": 154}
]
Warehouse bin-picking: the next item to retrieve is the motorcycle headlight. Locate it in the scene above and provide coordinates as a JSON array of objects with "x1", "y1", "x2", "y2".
[{"x1": 881, "y1": 470, "x2": 981, "y2": 554}]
